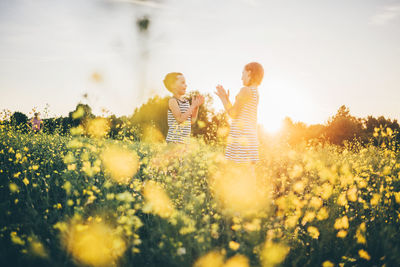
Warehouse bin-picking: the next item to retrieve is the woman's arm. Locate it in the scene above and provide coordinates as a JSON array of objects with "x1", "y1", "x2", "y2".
[
  {"x1": 169, "y1": 98, "x2": 195, "y2": 124},
  {"x1": 216, "y1": 86, "x2": 251, "y2": 119}
]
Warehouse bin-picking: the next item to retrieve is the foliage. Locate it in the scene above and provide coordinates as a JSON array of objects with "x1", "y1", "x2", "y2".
[{"x1": 1, "y1": 123, "x2": 400, "y2": 266}]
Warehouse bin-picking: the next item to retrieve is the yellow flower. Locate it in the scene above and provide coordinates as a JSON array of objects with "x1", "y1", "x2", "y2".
[
  {"x1": 260, "y1": 241, "x2": 290, "y2": 267},
  {"x1": 193, "y1": 250, "x2": 224, "y2": 267},
  {"x1": 229, "y1": 241, "x2": 240, "y2": 251},
  {"x1": 316, "y1": 207, "x2": 329, "y2": 221},
  {"x1": 334, "y1": 216, "x2": 349, "y2": 230},
  {"x1": 320, "y1": 183, "x2": 333, "y2": 200},
  {"x1": 142, "y1": 181, "x2": 174, "y2": 218},
  {"x1": 336, "y1": 230, "x2": 347, "y2": 238},
  {"x1": 393, "y1": 192, "x2": 400, "y2": 204},
  {"x1": 28, "y1": 236, "x2": 48, "y2": 258},
  {"x1": 309, "y1": 197, "x2": 323, "y2": 209},
  {"x1": 370, "y1": 194, "x2": 380, "y2": 206},
  {"x1": 9, "y1": 183, "x2": 19, "y2": 193},
  {"x1": 346, "y1": 186, "x2": 358, "y2": 202},
  {"x1": 101, "y1": 145, "x2": 139, "y2": 184},
  {"x1": 67, "y1": 164, "x2": 76, "y2": 171},
  {"x1": 322, "y1": 260, "x2": 334, "y2": 267},
  {"x1": 307, "y1": 226, "x2": 320, "y2": 239},
  {"x1": 10, "y1": 232, "x2": 25, "y2": 245},
  {"x1": 337, "y1": 192, "x2": 348, "y2": 206},
  {"x1": 23, "y1": 178, "x2": 29, "y2": 185},
  {"x1": 301, "y1": 211, "x2": 316, "y2": 225},
  {"x1": 59, "y1": 218, "x2": 126, "y2": 267},
  {"x1": 86, "y1": 117, "x2": 110, "y2": 139},
  {"x1": 224, "y1": 254, "x2": 250, "y2": 267},
  {"x1": 358, "y1": 249, "x2": 371, "y2": 260}
]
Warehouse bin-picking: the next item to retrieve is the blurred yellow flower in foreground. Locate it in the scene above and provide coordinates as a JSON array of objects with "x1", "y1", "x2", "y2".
[
  {"x1": 87, "y1": 118, "x2": 110, "y2": 139},
  {"x1": 141, "y1": 124, "x2": 165, "y2": 143},
  {"x1": 59, "y1": 217, "x2": 126, "y2": 267},
  {"x1": 210, "y1": 162, "x2": 270, "y2": 218},
  {"x1": 322, "y1": 260, "x2": 334, "y2": 267},
  {"x1": 101, "y1": 145, "x2": 139, "y2": 184},
  {"x1": 260, "y1": 241, "x2": 290, "y2": 267},
  {"x1": 28, "y1": 236, "x2": 48, "y2": 258},
  {"x1": 193, "y1": 251, "x2": 249, "y2": 267},
  {"x1": 224, "y1": 254, "x2": 250, "y2": 267},
  {"x1": 194, "y1": 250, "x2": 225, "y2": 267},
  {"x1": 142, "y1": 181, "x2": 175, "y2": 218}
]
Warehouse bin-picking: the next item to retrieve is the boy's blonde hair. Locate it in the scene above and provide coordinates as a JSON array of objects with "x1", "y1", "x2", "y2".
[{"x1": 163, "y1": 72, "x2": 183, "y2": 92}]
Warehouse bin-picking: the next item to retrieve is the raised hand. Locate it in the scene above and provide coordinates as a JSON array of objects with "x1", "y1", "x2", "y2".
[
  {"x1": 196, "y1": 95, "x2": 205, "y2": 106},
  {"x1": 215, "y1": 85, "x2": 229, "y2": 102},
  {"x1": 192, "y1": 95, "x2": 205, "y2": 107}
]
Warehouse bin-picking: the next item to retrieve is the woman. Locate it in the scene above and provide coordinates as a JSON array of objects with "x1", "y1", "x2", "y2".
[{"x1": 215, "y1": 62, "x2": 264, "y2": 163}]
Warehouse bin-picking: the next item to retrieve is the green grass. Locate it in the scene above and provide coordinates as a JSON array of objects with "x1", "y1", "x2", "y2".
[{"x1": 1, "y1": 126, "x2": 400, "y2": 267}]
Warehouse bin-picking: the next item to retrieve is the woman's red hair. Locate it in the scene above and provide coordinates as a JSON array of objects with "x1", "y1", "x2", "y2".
[{"x1": 245, "y1": 62, "x2": 264, "y2": 86}]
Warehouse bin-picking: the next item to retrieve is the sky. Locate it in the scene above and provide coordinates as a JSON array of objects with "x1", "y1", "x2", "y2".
[{"x1": 0, "y1": 0, "x2": 400, "y2": 132}]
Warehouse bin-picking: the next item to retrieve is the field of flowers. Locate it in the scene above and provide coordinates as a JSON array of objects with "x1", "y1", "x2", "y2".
[{"x1": 1, "y1": 124, "x2": 400, "y2": 267}]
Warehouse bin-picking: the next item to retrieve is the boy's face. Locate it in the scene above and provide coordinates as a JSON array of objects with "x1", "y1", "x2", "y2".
[{"x1": 173, "y1": 75, "x2": 187, "y2": 96}]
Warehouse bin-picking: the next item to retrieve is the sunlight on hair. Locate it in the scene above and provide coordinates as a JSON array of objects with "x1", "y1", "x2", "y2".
[
  {"x1": 87, "y1": 117, "x2": 110, "y2": 138},
  {"x1": 101, "y1": 144, "x2": 139, "y2": 184},
  {"x1": 209, "y1": 161, "x2": 270, "y2": 218},
  {"x1": 57, "y1": 216, "x2": 126, "y2": 267},
  {"x1": 142, "y1": 180, "x2": 175, "y2": 218}
]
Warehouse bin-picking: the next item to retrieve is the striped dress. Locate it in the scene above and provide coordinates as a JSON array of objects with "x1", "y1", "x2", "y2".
[
  {"x1": 225, "y1": 87, "x2": 259, "y2": 163},
  {"x1": 166, "y1": 97, "x2": 191, "y2": 144}
]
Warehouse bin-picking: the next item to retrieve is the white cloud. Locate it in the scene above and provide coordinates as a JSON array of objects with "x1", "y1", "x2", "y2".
[{"x1": 370, "y1": 4, "x2": 400, "y2": 25}]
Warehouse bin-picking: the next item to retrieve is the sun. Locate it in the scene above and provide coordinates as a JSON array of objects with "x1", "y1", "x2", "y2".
[
  {"x1": 258, "y1": 79, "x2": 313, "y2": 133},
  {"x1": 259, "y1": 114, "x2": 283, "y2": 133}
]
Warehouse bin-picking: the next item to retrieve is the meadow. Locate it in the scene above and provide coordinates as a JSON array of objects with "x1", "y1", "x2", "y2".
[{"x1": 1, "y1": 123, "x2": 400, "y2": 267}]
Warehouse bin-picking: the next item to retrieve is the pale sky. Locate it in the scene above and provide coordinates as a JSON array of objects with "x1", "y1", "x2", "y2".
[{"x1": 1, "y1": 0, "x2": 400, "y2": 132}]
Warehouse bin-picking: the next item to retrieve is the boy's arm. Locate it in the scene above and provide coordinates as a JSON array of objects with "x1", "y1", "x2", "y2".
[
  {"x1": 191, "y1": 106, "x2": 199, "y2": 124},
  {"x1": 169, "y1": 98, "x2": 195, "y2": 124}
]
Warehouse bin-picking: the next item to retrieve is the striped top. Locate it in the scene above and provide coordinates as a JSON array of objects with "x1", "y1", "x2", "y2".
[
  {"x1": 166, "y1": 97, "x2": 191, "y2": 144},
  {"x1": 225, "y1": 87, "x2": 259, "y2": 163}
]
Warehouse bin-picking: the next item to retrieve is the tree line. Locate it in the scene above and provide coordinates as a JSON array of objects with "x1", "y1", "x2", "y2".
[{"x1": 3, "y1": 97, "x2": 399, "y2": 147}]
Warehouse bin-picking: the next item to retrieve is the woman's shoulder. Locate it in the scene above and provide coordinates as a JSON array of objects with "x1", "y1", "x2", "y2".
[{"x1": 236, "y1": 87, "x2": 253, "y2": 100}]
